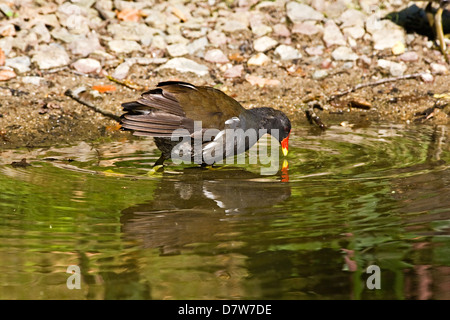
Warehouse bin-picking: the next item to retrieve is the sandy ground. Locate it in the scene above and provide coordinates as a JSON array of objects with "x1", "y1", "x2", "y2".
[{"x1": 1, "y1": 54, "x2": 448, "y2": 150}]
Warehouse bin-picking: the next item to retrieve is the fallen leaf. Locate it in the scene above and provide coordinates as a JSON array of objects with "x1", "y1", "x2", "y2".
[
  {"x1": 245, "y1": 75, "x2": 280, "y2": 88},
  {"x1": 228, "y1": 52, "x2": 244, "y2": 63},
  {"x1": 117, "y1": 8, "x2": 141, "y2": 22},
  {"x1": 0, "y1": 69, "x2": 16, "y2": 81},
  {"x1": 349, "y1": 99, "x2": 372, "y2": 110},
  {"x1": 105, "y1": 123, "x2": 122, "y2": 133},
  {"x1": 92, "y1": 84, "x2": 117, "y2": 93}
]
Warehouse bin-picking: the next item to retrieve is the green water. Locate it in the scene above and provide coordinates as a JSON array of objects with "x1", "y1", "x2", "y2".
[{"x1": 0, "y1": 123, "x2": 449, "y2": 300}]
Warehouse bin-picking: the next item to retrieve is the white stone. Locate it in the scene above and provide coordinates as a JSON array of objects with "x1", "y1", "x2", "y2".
[
  {"x1": 31, "y1": 44, "x2": 70, "y2": 69},
  {"x1": 377, "y1": 59, "x2": 407, "y2": 76},
  {"x1": 21, "y1": 76, "x2": 45, "y2": 86},
  {"x1": 157, "y1": 58, "x2": 209, "y2": 76},
  {"x1": 367, "y1": 20, "x2": 405, "y2": 51},
  {"x1": 167, "y1": 43, "x2": 189, "y2": 57},
  {"x1": 274, "y1": 45, "x2": 302, "y2": 61},
  {"x1": 430, "y1": 63, "x2": 448, "y2": 74},
  {"x1": 72, "y1": 58, "x2": 102, "y2": 74},
  {"x1": 5, "y1": 56, "x2": 31, "y2": 73},
  {"x1": 286, "y1": 2, "x2": 324, "y2": 22},
  {"x1": 108, "y1": 40, "x2": 141, "y2": 53},
  {"x1": 204, "y1": 49, "x2": 229, "y2": 63},
  {"x1": 342, "y1": 26, "x2": 365, "y2": 39},
  {"x1": 253, "y1": 36, "x2": 278, "y2": 52},
  {"x1": 331, "y1": 46, "x2": 358, "y2": 61},
  {"x1": 323, "y1": 20, "x2": 346, "y2": 47},
  {"x1": 247, "y1": 52, "x2": 271, "y2": 66}
]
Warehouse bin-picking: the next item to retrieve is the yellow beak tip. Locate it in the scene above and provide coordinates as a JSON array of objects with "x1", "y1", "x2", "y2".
[{"x1": 282, "y1": 148, "x2": 288, "y2": 157}]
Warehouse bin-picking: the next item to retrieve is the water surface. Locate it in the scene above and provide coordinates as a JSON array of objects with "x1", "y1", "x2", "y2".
[{"x1": 0, "y1": 122, "x2": 449, "y2": 299}]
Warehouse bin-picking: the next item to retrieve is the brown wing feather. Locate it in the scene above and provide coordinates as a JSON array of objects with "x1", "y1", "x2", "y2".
[
  {"x1": 120, "y1": 81, "x2": 245, "y2": 138},
  {"x1": 160, "y1": 83, "x2": 245, "y2": 130}
]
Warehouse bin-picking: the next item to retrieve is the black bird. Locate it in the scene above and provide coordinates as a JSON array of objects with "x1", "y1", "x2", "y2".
[
  {"x1": 120, "y1": 81, "x2": 291, "y2": 167},
  {"x1": 414, "y1": 0, "x2": 449, "y2": 56}
]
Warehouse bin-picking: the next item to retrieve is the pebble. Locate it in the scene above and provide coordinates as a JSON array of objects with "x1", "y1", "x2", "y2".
[
  {"x1": 68, "y1": 33, "x2": 102, "y2": 56},
  {"x1": 112, "y1": 57, "x2": 166, "y2": 79},
  {"x1": 331, "y1": 46, "x2": 358, "y2": 61},
  {"x1": 312, "y1": 70, "x2": 328, "y2": 80},
  {"x1": 321, "y1": 0, "x2": 349, "y2": 18},
  {"x1": 0, "y1": 69, "x2": 16, "y2": 81},
  {"x1": 12, "y1": 30, "x2": 38, "y2": 52},
  {"x1": 339, "y1": 9, "x2": 366, "y2": 28},
  {"x1": 253, "y1": 36, "x2": 278, "y2": 52},
  {"x1": 204, "y1": 49, "x2": 229, "y2": 64},
  {"x1": 305, "y1": 46, "x2": 324, "y2": 56},
  {"x1": 0, "y1": 37, "x2": 13, "y2": 56},
  {"x1": 359, "y1": 55, "x2": 372, "y2": 66},
  {"x1": 32, "y1": 22, "x2": 51, "y2": 44},
  {"x1": 218, "y1": 19, "x2": 248, "y2": 33},
  {"x1": 31, "y1": 44, "x2": 70, "y2": 69},
  {"x1": 377, "y1": 59, "x2": 407, "y2": 77},
  {"x1": 367, "y1": 20, "x2": 405, "y2": 51},
  {"x1": 274, "y1": 45, "x2": 302, "y2": 61},
  {"x1": 72, "y1": 58, "x2": 102, "y2": 74},
  {"x1": 430, "y1": 63, "x2": 448, "y2": 74},
  {"x1": 342, "y1": 26, "x2": 365, "y2": 39},
  {"x1": 223, "y1": 65, "x2": 244, "y2": 78},
  {"x1": 392, "y1": 42, "x2": 405, "y2": 55},
  {"x1": 21, "y1": 76, "x2": 45, "y2": 86},
  {"x1": 323, "y1": 20, "x2": 346, "y2": 47},
  {"x1": 420, "y1": 72, "x2": 434, "y2": 82},
  {"x1": 51, "y1": 28, "x2": 79, "y2": 43},
  {"x1": 246, "y1": 74, "x2": 280, "y2": 87},
  {"x1": 157, "y1": 57, "x2": 209, "y2": 76},
  {"x1": 321, "y1": 58, "x2": 333, "y2": 69},
  {"x1": 247, "y1": 52, "x2": 271, "y2": 66},
  {"x1": 167, "y1": 43, "x2": 189, "y2": 57},
  {"x1": 250, "y1": 21, "x2": 272, "y2": 37},
  {"x1": 291, "y1": 22, "x2": 321, "y2": 36},
  {"x1": 286, "y1": 2, "x2": 324, "y2": 22},
  {"x1": 107, "y1": 22, "x2": 160, "y2": 45},
  {"x1": 187, "y1": 37, "x2": 209, "y2": 57},
  {"x1": 151, "y1": 35, "x2": 167, "y2": 50},
  {"x1": 207, "y1": 30, "x2": 227, "y2": 46},
  {"x1": 5, "y1": 56, "x2": 31, "y2": 73},
  {"x1": 273, "y1": 24, "x2": 290, "y2": 38},
  {"x1": 398, "y1": 51, "x2": 419, "y2": 62},
  {"x1": 108, "y1": 40, "x2": 142, "y2": 53}
]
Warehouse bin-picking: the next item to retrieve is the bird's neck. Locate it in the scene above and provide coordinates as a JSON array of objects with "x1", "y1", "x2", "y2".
[{"x1": 243, "y1": 108, "x2": 276, "y2": 136}]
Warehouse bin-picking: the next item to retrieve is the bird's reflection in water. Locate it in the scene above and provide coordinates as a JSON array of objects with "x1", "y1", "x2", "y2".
[{"x1": 120, "y1": 167, "x2": 291, "y2": 253}]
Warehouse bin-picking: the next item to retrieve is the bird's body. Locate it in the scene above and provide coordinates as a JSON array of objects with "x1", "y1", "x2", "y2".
[{"x1": 121, "y1": 81, "x2": 291, "y2": 166}]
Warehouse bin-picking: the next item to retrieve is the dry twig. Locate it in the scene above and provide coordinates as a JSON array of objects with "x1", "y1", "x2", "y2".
[{"x1": 65, "y1": 87, "x2": 120, "y2": 122}]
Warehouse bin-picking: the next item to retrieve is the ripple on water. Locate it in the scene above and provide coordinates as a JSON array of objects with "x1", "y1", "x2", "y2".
[{"x1": 0, "y1": 122, "x2": 449, "y2": 299}]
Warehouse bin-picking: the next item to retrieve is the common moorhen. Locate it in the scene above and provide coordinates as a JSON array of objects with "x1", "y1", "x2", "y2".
[{"x1": 120, "y1": 81, "x2": 291, "y2": 166}]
